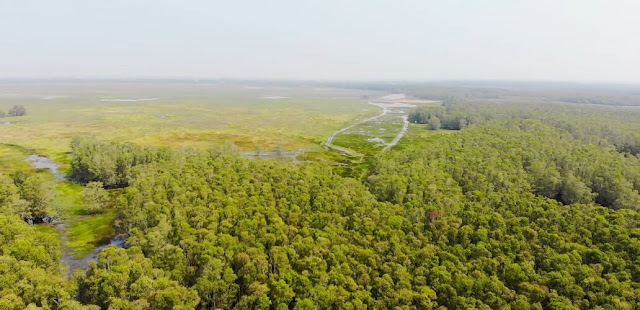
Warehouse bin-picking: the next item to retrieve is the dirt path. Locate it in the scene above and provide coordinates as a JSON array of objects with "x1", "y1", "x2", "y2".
[
  {"x1": 325, "y1": 106, "x2": 389, "y2": 156},
  {"x1": 381, "y1": 114, "x2": 409, "y2": 153},
  {"x1": 326, "y1": 95, "x2": 414, "y2": 156}
]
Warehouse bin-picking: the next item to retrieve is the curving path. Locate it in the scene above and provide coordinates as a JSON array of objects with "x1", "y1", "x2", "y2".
[
  {"x1": 326, "y1": 94, "x2": 414, "y2": 156},
  {"x1": 381, "y1": 114, "x2": 409, "y2": 153},
  {"x1": 325, "y1": 106, "x2": 389, "y2": 156}
]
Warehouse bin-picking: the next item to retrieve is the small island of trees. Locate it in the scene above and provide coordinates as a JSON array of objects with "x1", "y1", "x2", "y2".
[{"x1": 0, "y1": 105, "x2": 27, "y2": 117}]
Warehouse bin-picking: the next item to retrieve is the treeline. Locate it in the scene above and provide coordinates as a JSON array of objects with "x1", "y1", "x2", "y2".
[
  {"x1": 408, "y1": 100, "x2": 640, "y2": 156},
  {"x1": 326, "y1": 81, "x2": 640, "y2": 106},
  {"x1": 70, "y1": 136, "x2": 172, "y2": 188}
]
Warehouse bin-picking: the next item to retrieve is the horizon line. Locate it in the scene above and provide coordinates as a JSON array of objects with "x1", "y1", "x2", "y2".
[{"x1": 1, "y1": 76, "x2": 640, "y2": 86}]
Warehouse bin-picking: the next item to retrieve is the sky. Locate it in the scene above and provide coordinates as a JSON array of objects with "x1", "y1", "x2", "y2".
[{"x1": 1, "y1": 0, "x2": 640, "y2": 82}]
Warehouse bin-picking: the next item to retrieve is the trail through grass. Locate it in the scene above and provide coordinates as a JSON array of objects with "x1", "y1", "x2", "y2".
[{"x1": 328, "y1": 95, "x2": 416, "y2": 156}]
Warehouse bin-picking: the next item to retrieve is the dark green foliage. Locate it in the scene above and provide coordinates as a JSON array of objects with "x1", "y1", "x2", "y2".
[
  {"x1": 365, "y1": 119, "x2": 640, "y2": 308},
  {"x1": 0, "y1": 213, "x2": 74, "y2": 309},
  {"x1": 84, "y1": 126, "x2": 637, "y2": 309},
  {"x1": 70, "y1": 136, "x2": 171, "y2": 188},
  {"x1": 408, "y1": 106, "x2": 444, "y2": 125},
  {"x1": 439, "y1": 99, "x2": 640, "y2": 156},
  {"x1": 370, "y1": 119, "x2": 640, "y2": 210},
  {"x1": 11, "y1": 171, "x2": 53, "y2": 222},
  {"x1": 4, "y1": 96, "x2": 640, "y2": 308},
  {"x1": 117, "y1": 153, "x2": 391, "y2": 308},
  {"x1": 75, "y1": 246, "x2": 200, "y2": 309}
]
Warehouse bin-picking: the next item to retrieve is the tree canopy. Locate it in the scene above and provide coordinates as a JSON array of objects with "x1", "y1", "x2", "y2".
[{"x1": 3, "y1": 97, "x2": 640, "y2": 309}]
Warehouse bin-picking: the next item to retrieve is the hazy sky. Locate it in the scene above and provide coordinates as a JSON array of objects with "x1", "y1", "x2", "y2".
[{"x1": 1, "y1": 0, "x2": 640, "y2": 81}]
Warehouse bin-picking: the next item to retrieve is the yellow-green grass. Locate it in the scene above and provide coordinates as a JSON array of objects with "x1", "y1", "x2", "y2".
[
  {"x1": 0, "y1": 83, "x2": 384, "y2": 168},
  {"x1": 52, "y1": 181, "x2": 117, "y2": 257},
  {"x1": 0, "y1": 144, "x2": 34, "y2": 175},
  {"x1": 52, "y1": 182, "x2": 85, "y2": 216},
  {"x1": 32, "y1": 222, "x2": 60, "y2": 242},
  {"x1": 65, "y1": 210, "x2": 116, "y2": 257},
  {"x1": 394, "y1": 123, "x2": 458, "y2": 149}
]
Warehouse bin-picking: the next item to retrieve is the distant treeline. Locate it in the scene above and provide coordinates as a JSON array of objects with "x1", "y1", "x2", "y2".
[
  {"x1": 409, "y1": 99, "x2": 640, "y2": 156},
  {"x1": 325, "y1": 81, "x2": 640, "y2": 106},
  {"x1": 557, "y1": 95, "x2": 640, "y2": 106}
]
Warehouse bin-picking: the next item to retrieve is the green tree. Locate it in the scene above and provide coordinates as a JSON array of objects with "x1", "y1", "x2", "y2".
[
  {"x1": 427, "y1": 116, "x2": 441, "y2": 130},
  {"x1": 560, "y1": 173, "x2": 595, "y2": 205},
  {"x1": 12, "y1": 172, "x2": 52, "y2": 222},
  {"x1": 75, "y1": 246, "x2": 199, "y2": 309},
  {"x1": 7, "y1": 105, "x2": 26, "y2": 116},
  {"x1": 84, "y1": 182, "x2": 109, "y2": 214}
]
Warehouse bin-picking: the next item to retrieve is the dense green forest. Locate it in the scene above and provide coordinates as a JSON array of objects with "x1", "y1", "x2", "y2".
[{"x1": 2, "y1": 98, "x2": 640, "y2": 309}]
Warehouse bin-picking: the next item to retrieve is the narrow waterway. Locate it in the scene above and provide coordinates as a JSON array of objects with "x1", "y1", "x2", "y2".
[
  {"x1": 26, "y1": 154, "x2": 64, "y2": 181},
  {"x1": 26, "y1": 154, "x2": 124, "y2": 275}
]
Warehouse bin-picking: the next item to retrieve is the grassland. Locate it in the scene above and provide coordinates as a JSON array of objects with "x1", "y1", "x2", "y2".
[
  {"x1": 52, "y1": 181, "x2": 117, "y2": 257},
  {"x1": 0, "y1": 143, "x2": 34, "y2": 174},
  {"x1": 0, "y1": 82, "x2": 384, "y2": 164}
]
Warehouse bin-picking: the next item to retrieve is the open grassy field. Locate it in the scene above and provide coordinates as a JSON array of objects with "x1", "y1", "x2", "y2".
[
  {"x1": 0, "y1": 143, "x2": 34, "y2": 174},
  {"x1": 0, "y1": 81, "x2": 385, "y2": 168}
]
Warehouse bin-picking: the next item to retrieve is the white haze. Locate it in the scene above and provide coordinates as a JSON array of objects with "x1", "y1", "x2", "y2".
[{"x1": 1, "y1": 0, "x2": 639, "y2": 82}]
